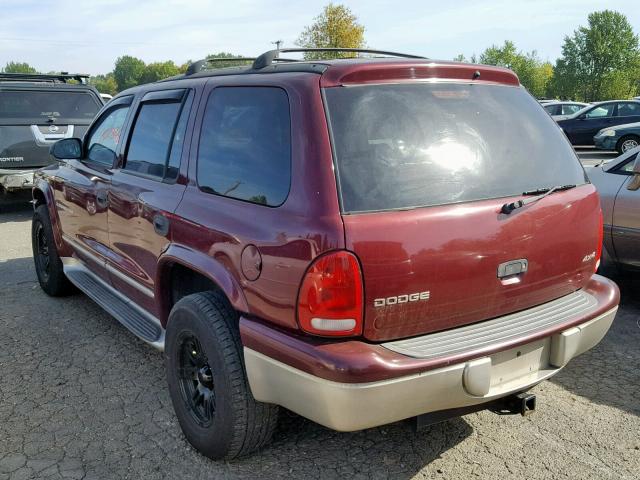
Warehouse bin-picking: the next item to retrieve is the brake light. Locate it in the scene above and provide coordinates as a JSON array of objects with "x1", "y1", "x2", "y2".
[
  {"x1": 595, "y1": 208, "x2": 603, "y2": 272},
  {"x1": 297, "y1": 251, "x2": 363, "y2": 336}
]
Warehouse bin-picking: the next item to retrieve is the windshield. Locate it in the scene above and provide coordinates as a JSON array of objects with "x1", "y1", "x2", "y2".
[
  {"x1": 325, "y1": 83, "x2": 588, "y2": 213},
  {"x1": 0, "y1": 90, "x2": 101, "y2": 124}
]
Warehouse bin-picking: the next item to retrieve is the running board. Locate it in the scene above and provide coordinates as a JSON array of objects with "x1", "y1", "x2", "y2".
[{"x1": 63, "y1": 259, "x2": 165, "y2": 350}]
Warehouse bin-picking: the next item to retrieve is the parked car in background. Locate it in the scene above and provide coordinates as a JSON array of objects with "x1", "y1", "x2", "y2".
[
  {"x1": 0, "y1": 73, "x2": 103, "y2": 198},
  {"x1": 543, "y1": 101, "x2": 589, "y2": 118},
  {"x1": 594, "y1": 121, "x2": 640, "y2": 153},
  {"x1": 31, "y1": 48, "x2": 619, "y2": 460},
  {"x1": 586, "y1": 147, "x2": 640, "y2": 269},
  {"x1": 556, "y1": 100, "x2": 640, "y2": 146}
]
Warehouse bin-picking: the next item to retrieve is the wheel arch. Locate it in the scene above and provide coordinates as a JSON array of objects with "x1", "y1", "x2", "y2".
[
  {"x1": 156, "y1": 244, "x2": 250, "y2": 328},
  {"x1": 32, "y1": 179, "x2": 68, "y2": 254}
]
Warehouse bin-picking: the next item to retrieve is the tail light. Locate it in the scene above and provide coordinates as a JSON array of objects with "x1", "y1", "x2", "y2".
[
  {"x1": 595, "y1": 208, "x2": 603, "y2": 272},
  {"x1": 297, "y1": 250, "x2": 363, "y2": 336}
]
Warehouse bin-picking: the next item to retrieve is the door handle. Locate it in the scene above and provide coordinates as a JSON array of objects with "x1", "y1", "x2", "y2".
[
  {"x1": 96, "y1": 190, "x2": 108, "y2": 208},
  {"x1": 153, "y1": 214, "x2": 169, "y2": 236}
]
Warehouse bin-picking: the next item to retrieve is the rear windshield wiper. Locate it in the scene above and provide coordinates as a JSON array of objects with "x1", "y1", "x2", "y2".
[{"x1": 501, "y1": 184, "x2": 577, "y2": 214}]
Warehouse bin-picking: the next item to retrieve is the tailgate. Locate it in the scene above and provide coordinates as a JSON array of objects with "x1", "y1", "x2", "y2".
[{"x1": 344, "y1": 186, "x2": 601, "y2": 341}]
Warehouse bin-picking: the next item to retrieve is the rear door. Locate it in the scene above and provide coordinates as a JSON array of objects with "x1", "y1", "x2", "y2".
[
  {"x1": 106, "y1": 89, "x2": 194, "y2": 313},
  {"x1": 0, "y1": 87, "x2": 101, "y2": 170},
  {"x1": 325, "y1": 82, "x2": 598, "y2": 341},
  {"x1": 52, "y1": 95, "x2": 132, "y2": 284},
  {"x1": 614, "y1": 102, "x2": 640, "y2": 127}
]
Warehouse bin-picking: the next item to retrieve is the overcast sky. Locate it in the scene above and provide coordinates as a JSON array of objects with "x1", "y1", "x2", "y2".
[{"x1": 1, "y1": 0, "x2": 638, "y2": 75}]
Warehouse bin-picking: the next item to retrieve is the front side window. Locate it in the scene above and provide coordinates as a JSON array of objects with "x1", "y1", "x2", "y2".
[
  {"x1": 124, "y1": 91, "x2": 193, "y2": 180},
  {"x1": 86, "y1": 105, "x2": 130, "y2": 165},
  {"x1": 197, "y1": 87, "x2": 291, "y2": 206},
  {"x1": 586, "y1": 104, "x2": 614, "y2": 118},
  {"x1": 325, "y1": 83, "x2": 588, "y2": 213}
]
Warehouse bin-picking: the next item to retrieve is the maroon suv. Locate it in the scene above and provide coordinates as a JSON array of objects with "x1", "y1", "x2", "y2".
[{"x1": 32, "y1": 48, "x2": 620, "y2": 460}]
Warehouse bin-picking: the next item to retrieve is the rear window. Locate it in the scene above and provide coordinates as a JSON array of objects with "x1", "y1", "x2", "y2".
[
  {"x1": 325, "y1": 83, "x2": 587, "y2": 213},
  {"x1": 0, "y1": 90, "x2": 101, "y2": 123}
]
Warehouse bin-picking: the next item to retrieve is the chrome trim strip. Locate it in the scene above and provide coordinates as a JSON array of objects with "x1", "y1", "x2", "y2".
[
  {"x1": 382, "y1": 290, "x2": 598, "y2": 359},
  {"x1": 62, "y1": 234, "x2": 154, "y2": 298}
]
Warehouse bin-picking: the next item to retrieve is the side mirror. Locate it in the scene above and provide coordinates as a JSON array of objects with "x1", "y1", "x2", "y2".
[
  {"x1": 578, "y1": 113, "x2": 587, "y2": 120},
  {"x1": 627, "y1": 156, "x2": 640, "y2": 191},
  {"x1": 51, "y1": 138, "x2": 82, "y2": 160}
]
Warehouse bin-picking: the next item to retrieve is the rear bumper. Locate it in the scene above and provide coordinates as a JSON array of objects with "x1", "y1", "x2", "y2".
[
  {"x1": 242, "y1": 275, "x2": 619, "y2": 431},
  {"x1": 246, "y1": 305, "x2": 616, "y2": 431},
  {"x1": 0, "y1": 168, "x2": 36, "y2": 191}
]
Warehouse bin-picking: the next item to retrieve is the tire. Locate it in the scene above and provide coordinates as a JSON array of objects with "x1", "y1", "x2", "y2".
[
  {"x1": 616, "y1": 135, "x2": 640, "y2": 154},
  {"x1": 165, "y1": 291, "x2": 279, "y2": 460},
  {"x1": 31, "y1": 204, "x2": 74, "y2": 296}
]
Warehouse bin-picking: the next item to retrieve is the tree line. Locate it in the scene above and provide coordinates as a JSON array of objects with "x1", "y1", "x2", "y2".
[{"x1": 2, "y1": 6, "x2": 638, "y2": 101}]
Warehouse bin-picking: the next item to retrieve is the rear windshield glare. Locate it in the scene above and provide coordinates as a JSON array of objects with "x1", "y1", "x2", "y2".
[
  {"x1": 325, "y1": 83, "x2": 588, "y2": 213},
  {"x1": 0, "y1": 90, "x2": 101, "y2": 124}
]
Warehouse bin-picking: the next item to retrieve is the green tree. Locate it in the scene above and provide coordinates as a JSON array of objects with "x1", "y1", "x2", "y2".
[
  {"x1": 478, "y1": 41, "x2": 552, "y2": 98},
  {"x1": 552, "y1": 10, "x2": 640, "y2": 101},
  {"x1": 140, "y1": 61, "x2": 181, "y2": 83},
  {"x1": 3, "y1": 61, "x2": 37, "y2": 73},
  {"x1": 296, "y1": 3, "x2": 365, "y2": 59},
  {"x1": 90, "y1": 73, "x2": 118, "y2": 95},
  {"x1": 113, "y1": 55, "x2": 146, "y2": 91}
]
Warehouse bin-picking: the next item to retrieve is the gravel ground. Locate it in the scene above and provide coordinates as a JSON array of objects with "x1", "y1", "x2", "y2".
[{"x1": 1, "y1": 162, "x2": 639, "y2": 479}]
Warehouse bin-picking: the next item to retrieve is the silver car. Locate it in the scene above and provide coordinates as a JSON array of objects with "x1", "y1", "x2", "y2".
[{"x1": 587, "y1": 147, "x2": 640, "y2": 268}]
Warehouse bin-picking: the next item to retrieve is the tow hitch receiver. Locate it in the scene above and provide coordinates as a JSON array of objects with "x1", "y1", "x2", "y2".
[
  {"x1": 492, "y1": 393, "x2": 537, "y2": 416},
  {"x1": 412, "y1": 392, "x2": 537, "y2": 430}
]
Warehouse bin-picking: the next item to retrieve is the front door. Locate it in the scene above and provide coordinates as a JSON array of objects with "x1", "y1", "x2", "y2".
[
  {"x1": 53, "y1": 96, "x2": 133, "y2": 283},
  {"x1": 574, "y1": 103, "x2": 615, "y2": 145},
  {"x1": 107, "y1": 89, "x2": 194, "y2": 315},
  {"x1": 612, "y1": 154, "x2": 640, "y2": 267}
]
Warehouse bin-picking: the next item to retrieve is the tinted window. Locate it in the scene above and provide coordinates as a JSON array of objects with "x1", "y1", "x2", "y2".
[
  {"x1": 586, "y1": 104, "x2": 614, "y2": 118},
  {"x1": 125, "y1": 102, "x2": 181, "y2": 178},
  {"x1": 0, "y1": 90, "x2": 100, "y2": 123},
  {"x1": 326, "y1": 83, "x2": 587, "y2": 213},
  {"x1": 544, "y1": 104, "x2": 560, "y2": 115},
  {"x1": 197, "y1": 87, "x2": 291, "y2": 206},
  {"x1": 86, "y1": 105, "x2": 130, "y2": 165},
  {"x1": 616, "y1": 102, "x2": 640, "y2": 117}
]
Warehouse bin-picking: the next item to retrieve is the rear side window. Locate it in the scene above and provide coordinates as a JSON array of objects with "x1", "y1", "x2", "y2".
[
  {"x1": 616, "y1": 102, "x2": 640, "y2": 117},
  {"x1": 125, "y1": 90, "x2": 193, "y2": 180},
  {"x1": 197, "y1": 87, "x2": 291, "y2": 206},
  {"x1": 0, "y1": 90, "x2": 100, "y2": 123},
  {"x1": 325, "y1": 83, "x2": 588, "y2": 213}
]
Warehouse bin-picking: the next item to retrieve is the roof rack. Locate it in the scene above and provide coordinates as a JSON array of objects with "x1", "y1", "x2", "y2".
[
  {"x1": 252, "y1": 48, "x2": 426, "y2": 69},
  {"x1": 0, "y1": 72, "x2": 90, "y2": 84},
  {"x1": 185, "y1": 56, "x2": 301, "y2": 76}
]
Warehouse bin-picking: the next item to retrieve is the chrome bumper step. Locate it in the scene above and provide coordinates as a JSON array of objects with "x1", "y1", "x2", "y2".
[{"x1": 382, "y1": 290, "x2": 598, "y2": 359}]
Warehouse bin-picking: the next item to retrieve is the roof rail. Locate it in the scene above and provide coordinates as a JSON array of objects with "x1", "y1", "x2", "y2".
[
  {"x1": 252, "y1": 48, "x2": 426, "y2": 70},
  {"x1": 186, "y1": 57, "x2": 257, "y2": 76},
  {"x1": 0, "y1": 72, "x2": 90, "y2": 84}
]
